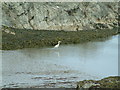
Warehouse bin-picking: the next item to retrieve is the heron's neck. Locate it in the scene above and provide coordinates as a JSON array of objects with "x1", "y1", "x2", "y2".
[{"x1": 58, "y1": 42, "x2": 60, "y2": 45}]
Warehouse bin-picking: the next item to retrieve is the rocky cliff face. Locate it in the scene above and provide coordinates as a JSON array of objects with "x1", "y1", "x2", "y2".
[{"x1": 2, "y1": 2, "x2": 118, "y2": 31}]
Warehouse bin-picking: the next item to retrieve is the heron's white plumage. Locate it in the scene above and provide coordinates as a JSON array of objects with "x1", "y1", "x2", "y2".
[{"x1": 54, "y1": 41, "x2": 61, "y2": 48}]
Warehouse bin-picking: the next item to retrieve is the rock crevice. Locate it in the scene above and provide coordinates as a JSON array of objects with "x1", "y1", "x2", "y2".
[{"x1": 2, "y1": 2, "x2": 118, "y2": 31}]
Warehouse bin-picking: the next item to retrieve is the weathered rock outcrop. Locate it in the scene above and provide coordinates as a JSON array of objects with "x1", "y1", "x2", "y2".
[
  {"x1": 77, "y1": 76, "x2": 120, "y2": 89},
  {"x1": 2, "y1": 2, "x2": 119, "y2": 31}
]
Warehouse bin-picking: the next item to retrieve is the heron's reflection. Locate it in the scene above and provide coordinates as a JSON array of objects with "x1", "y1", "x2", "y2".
[{"x1": 54, "y1": 51, "x2": 60, "y2": 57}]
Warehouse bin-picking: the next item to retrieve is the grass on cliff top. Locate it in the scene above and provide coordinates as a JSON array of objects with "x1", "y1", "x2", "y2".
[{"x1": 2, "y1": 27, "x2": 118, "y2": 50}]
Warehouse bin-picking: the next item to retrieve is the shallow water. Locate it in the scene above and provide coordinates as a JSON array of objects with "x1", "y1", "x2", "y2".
[{"x1": 2, "y1": 35, "x2": 118, "y2": 88}]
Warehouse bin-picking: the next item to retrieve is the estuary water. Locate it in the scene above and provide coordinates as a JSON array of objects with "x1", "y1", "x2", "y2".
[{"x1": 2, "y1": 35, "x2": 118, "y2": 88}]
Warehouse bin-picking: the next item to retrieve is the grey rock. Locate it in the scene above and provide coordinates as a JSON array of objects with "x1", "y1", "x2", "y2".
[{"x1": 2, "y1": 2, "x2": 118, "y2": 31}]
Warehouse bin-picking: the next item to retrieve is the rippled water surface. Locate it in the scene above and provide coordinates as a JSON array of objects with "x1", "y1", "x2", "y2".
[{"x1": 2, "y1": 35, "x2": 118, "y2": 88}]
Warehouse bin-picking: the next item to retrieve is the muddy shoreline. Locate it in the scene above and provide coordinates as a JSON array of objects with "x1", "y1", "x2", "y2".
[
  {"x1": 2, "y1": 76, "x2": 120, "y2": 89},
  {"x1": 2, "y1": 26, "x2": 119, "y2": 50}
]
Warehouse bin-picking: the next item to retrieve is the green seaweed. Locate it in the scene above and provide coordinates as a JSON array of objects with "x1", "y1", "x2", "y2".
[
  {"x1": 77, "y1": 76, "x2": 120, "y2": 89},
  {"x1": 2, "y1": 26, "x2": 119, "y2": 50}
]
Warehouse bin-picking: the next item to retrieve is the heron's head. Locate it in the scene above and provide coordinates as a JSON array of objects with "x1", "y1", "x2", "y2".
[{"x1": 58, "y1": 41, "x2": 61, "y2": 44}]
